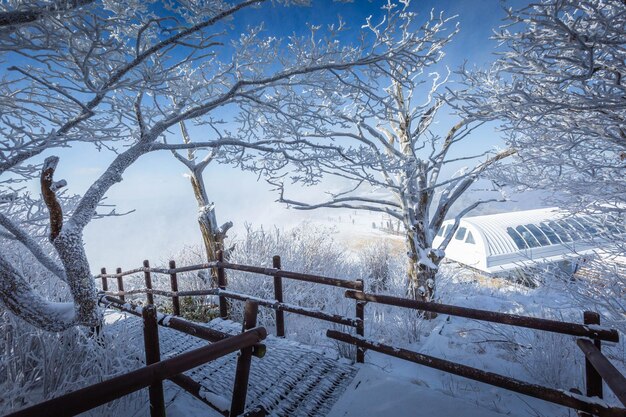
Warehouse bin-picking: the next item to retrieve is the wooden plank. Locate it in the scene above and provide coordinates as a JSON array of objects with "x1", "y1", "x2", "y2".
[
  {"x1": 142, "y1": 305, "x2": 165, "y2": 417},
  {"x1": 217, "y1": 250, "x2": 229, "y2": 319},
  {"x1": 355, "y1": 279, "x2": 365, "y2": 364},
  {"x1": 327, "y1": 330, "x2": 626, "y2": 417},
  {"x1": 344, "y1": 291, "x2": 619, "y2": 342},
  {"x1": 169, "y1": 260, "x2": 180, "y2": 316},
  {"x1": 273, "y1": 255, "x2": 285, "y2": 337},
  {"x1": 230, "y1": 301, "x2": 259, "y2": 417},
  {"x1": 116, "y1": 267, "x2": 125, "y2": 302},
  {"x1": 577, "y1": 338, "x2": 626, "y2": 407},
  {"x1": 219, "y1": 290, "x2": 359, "y2": 327},
  {"x1": 148, "y1": 262, "x2": 219, "y2": 275},
  {"x1": 220, "y1": 261, "x2": 362, "y2": 289},
  {"x1": 144, "y1": 260, "x2": 154, "y2": 305},
  {"x1": 584, "y1": 311, "x2": 603, "y2": 399},
  {"x1": 100, "y1": 268, "x2": 108, "y2": 292}
]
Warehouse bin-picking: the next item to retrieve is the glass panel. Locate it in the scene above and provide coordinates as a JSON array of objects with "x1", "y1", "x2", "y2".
[
  {"x1": 557, "y1": 220, "x2": 582, "y2": 240},
  {"x1": 436, "y1": 227, "x2": 444, "y2": 237},
  {"x1": 566, "y1": 218, "x2": 592, "y2": 239},
  {"x1": 466, "y1": 231, "x2": 475, "y2": 244},
  {"x1": 578, "y1": 217, "x2": 598, "y2": 235},
  {"x1": 516, "y1": 225, "x2": 540, "y2": 248},
  {"x1": 525, "y1": 224, "x2": 550, "y2": 246},
  {"x1": 538, "y1": 222, "x2": 562, "y2": 244},
  {"x1": 507, "y1": 227, "x2": 528, "y2": 249},
  {"x1": 604, "y1": 222, "x2": 620, "y2": 234},
  {"x1": 548, "y1": 221, "x2": 573, "y2": 242},
  {"x1": 455, "y1": 227, "x2": 467, "y2": 240}
]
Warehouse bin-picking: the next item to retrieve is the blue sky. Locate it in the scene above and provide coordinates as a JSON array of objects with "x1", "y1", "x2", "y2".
[{"x1": 31, "y1": 0, "x2": 532, "y2": 270}]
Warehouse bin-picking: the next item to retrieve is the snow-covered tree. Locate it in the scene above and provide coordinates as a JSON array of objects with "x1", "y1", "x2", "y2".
[
  {"x1": 0, "y1": 0, "x2": 447, "y2": 331},
  {"x1": 456, "y1": 0, "x2": 625, "y2": 252},
  {"x1": 171, "y1": 121, "x2": 233, "y2": 272},
  {"x1": 265, "y1": 6, "x2": 513, "y2": 302}
]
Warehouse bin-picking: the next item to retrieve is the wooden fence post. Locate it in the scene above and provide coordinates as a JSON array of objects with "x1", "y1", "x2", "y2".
[
  {"x1": 273, "y1": 255, "x2": 285, "y2": 338},
  {"x1": 355, "y1": 279, "x2": 365, "y2": 364},
  {"x1": 169, "y1": 260, "x2": 180, "y2": 316},
  {"x1": 100, "y1": 268, "x2": 108, "y2": 292},
  {"x1": 230, "y1": 301, "x2": 259, "y2": 417},
  {"x1": 217, "y1": 250, "x2": 228, "y2": 319},
  {"x1": 144, "y1": 260, "x2": 154, "y2": 306},
  {"x1": 116, "y1": 267, "x2": 125, "y2": 302},
  {"x1": 142, "y1": 305, "x2": 166, "y2": 417},
  {"x1": 583, "y1": 311, "x2": 603, "y2": 399}
]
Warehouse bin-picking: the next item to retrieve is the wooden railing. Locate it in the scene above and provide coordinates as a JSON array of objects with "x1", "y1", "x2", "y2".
[
  {"x1": 330, "y1": 291, "x2": 626, "y2": 417},
  {"x1": 97, "y1": 250, "x2": 365, "y2": 354},
  {"x1": 6, "y1": 301, "x2": 267, "y2": 417},
  {"x1": 94, "y1": 253, "x2": 626, "y2": 417}
]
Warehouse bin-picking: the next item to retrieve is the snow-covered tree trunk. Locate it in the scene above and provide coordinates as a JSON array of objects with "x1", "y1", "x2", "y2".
[
  {"x1": 0, "y1": 157, "x2": 99, "y2": 331},
  {"x1": 173, "y1": 122, "x2": 233, "y2": 278},
  {"x1": 404, "y1": 228, "x2": 442, "y2": 303},
  {"x1": 192, "y1": 174, "x2": 232, "y2": 266}
]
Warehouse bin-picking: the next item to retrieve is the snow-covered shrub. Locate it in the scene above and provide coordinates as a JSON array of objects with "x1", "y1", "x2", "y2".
[
  {"x1": 0, "y1": 311, "x2": 145, "y2": 416},
  {"x1": 226, "y1": 223, "x2": 357, "y2": 327},
  {"x1": 0, "y1": 243, "x2": 143, "y2": 416},
  {"x1": 520, "y1": 331, "x2": 584, "y2": 390},
  {"x1": 359, "y1": 241, "x2": 392, "y2": 292}
]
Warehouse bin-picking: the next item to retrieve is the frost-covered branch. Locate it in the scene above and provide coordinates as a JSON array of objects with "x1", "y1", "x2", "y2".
[
  {"x1": 0, "y1": 0, "x2": 94, "y2": 27},
  {"x1": 456, "y1": 0, "x2": 626, "y2": 255},
  {"x1": 40, "y1": 157, "x2": 65, "y2": 241},
  {"x1": 0, "y1": 213, "x2": 66, "y2": 281},
  {"x1": 259, "y1": 4, "x2": 512, "y2": 302}
]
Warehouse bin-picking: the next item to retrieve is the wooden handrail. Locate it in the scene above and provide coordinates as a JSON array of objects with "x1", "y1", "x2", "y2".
[
  {"x1": 344, "y1": 290, "x2": 619, "y2": 342},
  {"x1": 219, "y1": 261, "x2": 362, "y2": 289},
  {"x1": 96, "y1": 261, "x2": 361, "y2": 289},
  {"x1": 577, "y1": 339, "x2": 626, "y2": 407},
  {"x1": 98, "y1": 295, "x2": 266, "y2": 357},
  {"x1": 6, "y1": 327, "x2": 267, "y2": 417}
]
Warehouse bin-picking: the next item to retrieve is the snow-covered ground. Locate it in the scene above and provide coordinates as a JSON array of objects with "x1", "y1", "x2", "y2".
[{"x1": 327, "y1": 365, "x2": 517, "y2": 417}]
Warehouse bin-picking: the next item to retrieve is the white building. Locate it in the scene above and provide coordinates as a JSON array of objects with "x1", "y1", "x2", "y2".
[{"x1": 433, "y1": 208, "x2": 620, "y2": 275}]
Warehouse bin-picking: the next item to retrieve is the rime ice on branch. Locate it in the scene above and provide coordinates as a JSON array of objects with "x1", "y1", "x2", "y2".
[
  {"x1": 0, "y1": 0, "x2": 458, "y2": 330},
  {"x1": 261, "y1": 4, "x2": 514, "y2": 302}
]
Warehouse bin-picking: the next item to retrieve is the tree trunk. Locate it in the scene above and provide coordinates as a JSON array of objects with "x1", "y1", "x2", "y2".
[
  {"x1": 405, "y1": 230, "x2": 440, "y2": 318},
  {"x1": 189, "y1": 171, "x2": 231, "y2": 286}
]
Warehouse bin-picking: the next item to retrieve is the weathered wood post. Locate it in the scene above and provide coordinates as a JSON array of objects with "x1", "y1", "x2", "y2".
[
  {"x1": 583, "y1": 311, "x2": 603, "y2": 399},
  {"x1": 169, "y1": 260, "x2": 180, "y2": 316},
  {"x1": 100, "y1": 268, "x2": 108, "y2": 292},
  {"x1": 230, "y1": 301, "x2": 259, "y2": 417},
  {"x1": 217, "y1": 250, "x2": 228, "y2": 319},
  {"x1": 116, "y1": 267, "x2": 125, "y2": 302},
  {"x1": 355, "y1": 279, "x2": 365, "y2": 364},
  {"x1": 273, "y1": 255, "x2": 285, "y2": 337},
  {"x1": 142, "y1": 305, "x2": 166, "y2": 417},
  {"x1": 144, "y1": 260, "x2": 154, "y2": 306}
]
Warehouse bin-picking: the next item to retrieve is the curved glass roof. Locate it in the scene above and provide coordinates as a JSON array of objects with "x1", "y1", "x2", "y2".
[
  {"x1": 440, "y1": 208, "x2": 624, "y2": 256},
  {"x1": 501, "y1": 214, "x2": 617, "y2": 250}
]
